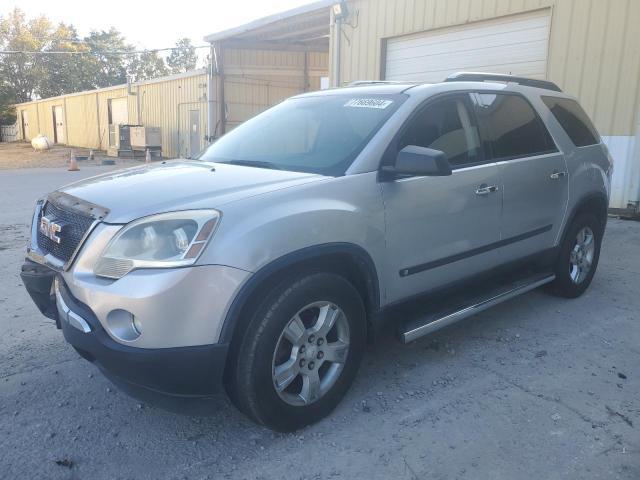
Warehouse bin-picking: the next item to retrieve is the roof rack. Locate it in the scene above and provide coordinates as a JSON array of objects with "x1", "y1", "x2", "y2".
[
  {"x1": 348, "y1": 80, "x2": 412, "y2": 87},
  {"x1": 445, "y1": 72, "x2": 562, "y2": 92}
]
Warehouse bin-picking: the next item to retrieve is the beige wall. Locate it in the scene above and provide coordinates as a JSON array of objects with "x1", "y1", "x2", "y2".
[
  {"x1": 331, "y1": 0, "x2": 640, "y2": 136},
  {"x1": 223, "y1": 49, "x2": 329, "y2": 130},
  {"x1": 15, "y1": 48, "x2": 330, "y2": 157}
]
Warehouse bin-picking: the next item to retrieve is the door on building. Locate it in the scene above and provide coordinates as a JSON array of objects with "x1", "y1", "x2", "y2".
[
  {"x1": 21, "y1": 111, "x2": 30, "y2": 140},
  {"x1": 189, "y1": 110, "x2": 201, "y2": 157},
  {"x1": 108, "y1": 97, "x2": 129, "y2": 147},
  {"x1": 384, "y1": 9, "x2": 551, "y2": 82},
  {"x1": 53, "y1": 105, "x2": 66, "y2": 144},
  {"x1": 381, "y1": 93, "x2": 502, "y2": 303}
]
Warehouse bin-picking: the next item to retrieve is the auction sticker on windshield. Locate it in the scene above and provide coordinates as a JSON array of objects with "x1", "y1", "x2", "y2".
[{"x1": 344, "y1": 98, "x2": 394, "y2": 109}]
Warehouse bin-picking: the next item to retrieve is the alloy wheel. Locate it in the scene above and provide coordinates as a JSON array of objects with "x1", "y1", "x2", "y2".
[{"x1": 272, "y1": 301, "x2": 350, "y2": 406}]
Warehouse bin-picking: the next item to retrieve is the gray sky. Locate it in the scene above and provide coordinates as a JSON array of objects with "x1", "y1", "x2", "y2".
[{"x1": 4, "y1": 0, "x2": 315, "y2": 51}]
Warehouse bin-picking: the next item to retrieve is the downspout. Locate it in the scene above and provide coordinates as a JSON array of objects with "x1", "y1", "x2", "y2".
[
  {"x1": 206, "y1": 43, "x2": 215, "y2": 143},
  {"x1": 95, "y1": 92, "x2": 102, "y2": 150},
  {"x1": 333, "y1": 14, "x2": 342, "y2": 87},
  {"x1": 215, "y1": 42, "x2": 226, "y2": 137},
  {"x1": 303, "y1": 50, "x2": 309, "y2": 92}
]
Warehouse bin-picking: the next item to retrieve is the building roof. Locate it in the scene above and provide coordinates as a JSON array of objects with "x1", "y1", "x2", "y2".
[
  {"x1": 15, "y1": 69, "x2": 207, "y2": 107},
  {"x1": 204, "y1": 0, "x2": 332, "y2": 50}
]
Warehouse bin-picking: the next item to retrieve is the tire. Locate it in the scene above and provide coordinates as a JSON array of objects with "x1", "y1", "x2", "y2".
[
  {"x1": 549, "y1": 212, "x2": 603, "y2": 298},
  {"x1": 228, "y1": 272, "x2": 366, "y2": 431}
]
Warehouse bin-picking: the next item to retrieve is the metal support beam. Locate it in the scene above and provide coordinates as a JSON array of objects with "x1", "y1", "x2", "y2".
[
  {"x1": 206, "y1": 44, "x2": 216, "y2": 143},
  {"x1": 214, "y1": 43, "x2": 226, "y2": 137}
]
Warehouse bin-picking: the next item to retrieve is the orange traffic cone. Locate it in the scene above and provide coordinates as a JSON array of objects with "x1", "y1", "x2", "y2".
[
  {"x1": 68, "y1": 150, "x2": 80, "y2": 171},
  {"x1": 145, "y1": 148, "x2": 151, "y2": 164}
]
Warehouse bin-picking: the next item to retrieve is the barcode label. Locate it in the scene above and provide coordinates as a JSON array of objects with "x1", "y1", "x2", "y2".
[{"x1": 344, "y1": 98, "x2": 393, "y2": 109}]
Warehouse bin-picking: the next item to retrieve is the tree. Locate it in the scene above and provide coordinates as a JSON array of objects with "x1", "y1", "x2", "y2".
[
  {"x1": 82, "y1": 28, "x2": 132, "y2": 88},
  {"x1": 0, "y1": 8, "x2": 50, "y2": 103},
  {"x1": 166, "y1": 38, "x2": 197, "y2": 74},
  {"x1": 128, "y1": 50, "x2": 168, "y2": 82},
  {"x1": 39, "y1": 23, "x2": 95, "y2": 98}
]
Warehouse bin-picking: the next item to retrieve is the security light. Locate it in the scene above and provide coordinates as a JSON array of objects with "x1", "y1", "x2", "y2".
[{"x1": 332, "y1": 2, "x2": 348, "y2": 20}]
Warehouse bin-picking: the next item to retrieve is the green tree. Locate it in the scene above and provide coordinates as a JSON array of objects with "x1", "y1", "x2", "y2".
[
  {"x1": 0, "y1": 8, "x2": 50, "y2": 103},
  {"x1": 82, "y1": 28, "x2": 132, "y2": 88},
  {"x1": 39, "y1": 23, "x2": 95, "y2": 98},
  {"x1": 166, "y1": 38, "x2": 197, "y2": 74},
  {"x1": 128, "y1": 50, "x2": 168, "y2": 82}
]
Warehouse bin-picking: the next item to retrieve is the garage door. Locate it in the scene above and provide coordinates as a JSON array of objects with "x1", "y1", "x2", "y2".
[{"x1": 384, "y1": 10, "x2": 550, "y2": 83}]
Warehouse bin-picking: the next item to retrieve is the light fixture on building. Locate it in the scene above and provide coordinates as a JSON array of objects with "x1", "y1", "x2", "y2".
[{"x1": 332, "y1": 2, "x2": 349, "y2": 20}]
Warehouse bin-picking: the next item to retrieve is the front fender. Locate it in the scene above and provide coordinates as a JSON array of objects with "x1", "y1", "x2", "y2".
[{"x1": 198, "y1": 172, "x2": 386, "y2": 281}]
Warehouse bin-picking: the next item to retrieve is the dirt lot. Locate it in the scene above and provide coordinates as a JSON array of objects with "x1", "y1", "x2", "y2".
[
  {"x1": 0, "y1": 167, "x2": 638, "y2": 480},
  {"x1": 0, "y1": 142, "x2": 139, "y2": 170}
]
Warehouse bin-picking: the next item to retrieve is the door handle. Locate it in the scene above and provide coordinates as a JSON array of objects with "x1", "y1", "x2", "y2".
[
  {"x1": 550, "y1": 170, "x2": 568, "y2": 180},
  {"x1": 475, "y1": 184, "x2": 499, "y2": 196}
]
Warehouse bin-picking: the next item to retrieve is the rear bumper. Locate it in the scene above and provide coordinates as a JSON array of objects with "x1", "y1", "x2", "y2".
[{"x1": 21, "y1": 259, "x2": 229, "y2": 397}]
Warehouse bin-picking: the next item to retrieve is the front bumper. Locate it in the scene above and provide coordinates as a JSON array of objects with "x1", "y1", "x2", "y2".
[{"x1": 21, "y1": 259, "x2": 231, "y2": 397}]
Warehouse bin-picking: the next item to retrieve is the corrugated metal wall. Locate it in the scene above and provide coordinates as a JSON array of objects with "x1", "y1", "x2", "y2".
[
  {"x1": 14, "y1": 49, "x2": 329, "y2": 157},
  {"x1": 331, "y1": 0, "x2": 640, "y2": 136},
  {"x1": 224, "y1": 49, "x2": 329, "y2": 130}
]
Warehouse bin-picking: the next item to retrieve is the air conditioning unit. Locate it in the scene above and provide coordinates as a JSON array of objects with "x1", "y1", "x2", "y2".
[{"x1": 130, "y1": 126, "x2": 161, "y2": 149}]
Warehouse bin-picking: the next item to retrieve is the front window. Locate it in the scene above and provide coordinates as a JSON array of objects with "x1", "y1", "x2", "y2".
[{"x1": 198, "y1": 94, "x2": 406, "y2": 176}]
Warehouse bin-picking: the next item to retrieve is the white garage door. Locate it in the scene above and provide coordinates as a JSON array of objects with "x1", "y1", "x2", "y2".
[{"x1": 384, "y1": 10, "x2": 551, "y2": 83}]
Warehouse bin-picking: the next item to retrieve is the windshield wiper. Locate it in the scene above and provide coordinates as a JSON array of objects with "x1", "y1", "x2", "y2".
[{"x1": 224, "y1": 160, "x2": 281, "y2": 170}]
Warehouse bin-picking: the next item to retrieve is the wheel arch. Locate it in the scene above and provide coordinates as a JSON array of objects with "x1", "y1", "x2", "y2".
[
  {"x1": 219, "y1": 243, "x2": 381, "y2": 352},
  {"x1": 559, "y1": 192, "x2": 608, "y2": 247}
]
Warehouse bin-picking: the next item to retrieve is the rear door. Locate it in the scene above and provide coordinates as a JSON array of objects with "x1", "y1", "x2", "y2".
[
  {"x1": 473, "y1": 92, "x2": 568, "y2": 262},
  {"x1": 381, "y1": 93, "x2": 502, "y2": 303}
]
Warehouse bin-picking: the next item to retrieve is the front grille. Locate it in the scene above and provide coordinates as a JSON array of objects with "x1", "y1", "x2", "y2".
[{"x1": 37, "y1": 200, "x2": 95, "y2": 263}]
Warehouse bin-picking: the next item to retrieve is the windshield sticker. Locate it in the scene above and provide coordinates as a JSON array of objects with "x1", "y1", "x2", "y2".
[{"x1": 344, "y1": 98, "x2": 394, "y2": 109}]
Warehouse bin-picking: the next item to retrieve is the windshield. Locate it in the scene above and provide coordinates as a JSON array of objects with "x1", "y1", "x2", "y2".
[{"x1": 198, "y1": 93, "x2": 406, "y2": 176}]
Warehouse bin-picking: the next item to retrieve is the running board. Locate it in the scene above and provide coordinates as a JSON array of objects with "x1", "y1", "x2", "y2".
[{"x1": 399, "y1": 273, "x2": 555, "y2": 344}]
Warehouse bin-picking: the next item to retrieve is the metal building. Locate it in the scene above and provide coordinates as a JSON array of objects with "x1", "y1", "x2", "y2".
[
  {"x1": 14, "y1": 1, "x2": 331, "y2": 159},
  {"x1": 328, "y1": 0, "x2": 640, "y2": 213}
]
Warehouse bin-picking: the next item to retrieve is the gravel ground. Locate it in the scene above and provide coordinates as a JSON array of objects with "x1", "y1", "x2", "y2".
[
  {"x1": 0, "y1": 142, "x2": 139, "y2": 170},
  {"x1": 0, "y1": 167, "x2": 638, "y2": 480}
]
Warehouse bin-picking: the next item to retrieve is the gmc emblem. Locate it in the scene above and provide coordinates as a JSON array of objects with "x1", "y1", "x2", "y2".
[{"x1": 39, "y1": 216, "x2": 65, "y2": 244}]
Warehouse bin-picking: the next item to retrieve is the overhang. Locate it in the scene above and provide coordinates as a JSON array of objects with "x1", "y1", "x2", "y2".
[{"x1": 203, "y1": 0, "x2": 333, "y2": 51}]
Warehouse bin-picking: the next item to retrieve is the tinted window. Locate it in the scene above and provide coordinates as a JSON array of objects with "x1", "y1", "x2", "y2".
[
  {"x1": 399, "y1": 96, "x2": 482, "y2": 167},
  {"x1": 542, "y1": 96, "x2": 599, "y2": 147},
  {"x1": 198, "y1": 94, "x2": 404, "y2": 176},
  {"x1": 476, "y1": 93, "x2": 557, "y2": 160}
]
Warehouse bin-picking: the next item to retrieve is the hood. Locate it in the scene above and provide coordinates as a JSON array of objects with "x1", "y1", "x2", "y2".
[{"x1": 59, "y1": 160, "x2": 325, "y2": 223}]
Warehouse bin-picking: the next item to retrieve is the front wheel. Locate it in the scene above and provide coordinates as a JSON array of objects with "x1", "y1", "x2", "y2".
[
  {"x1": 549, "y1": 213, "x2": 603, "y2": 298},
  {"x1": 228, "y1": 273, "x2": 366, "y2": 431}
]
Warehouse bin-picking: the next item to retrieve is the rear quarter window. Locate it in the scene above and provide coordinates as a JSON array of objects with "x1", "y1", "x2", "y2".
[
  {"x1": 542, "y1": 96, "x2": 600, "y2": 147},
  {"x1": 475, "y1": 93, "x2": 557, "y2": 161}
]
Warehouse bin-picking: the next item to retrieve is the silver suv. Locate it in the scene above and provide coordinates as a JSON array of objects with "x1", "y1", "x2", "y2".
[{"x1": 21, "y1": 73, "x2": 612, "y2": 431}]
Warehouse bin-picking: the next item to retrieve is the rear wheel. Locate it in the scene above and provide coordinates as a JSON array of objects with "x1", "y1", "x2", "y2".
[
  {"x1": 550, "y1": 213, "x2": 603, "y2": 298},
  {"x1": 228, "y1": 273, "x2": 366, "y2": 431}
]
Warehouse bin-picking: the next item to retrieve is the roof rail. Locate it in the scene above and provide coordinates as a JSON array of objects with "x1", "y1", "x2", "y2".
[
  {"x1": 348, "y1": 80, "x2": 411, "y2": 87},
  {"x1": 445, "y1": 72, "x2": 562, "y2": 92}
]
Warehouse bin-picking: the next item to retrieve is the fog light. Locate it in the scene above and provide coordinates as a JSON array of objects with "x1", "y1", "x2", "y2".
[{"x1": 106, "y1": 309, "x2": 141, "y2": 342}]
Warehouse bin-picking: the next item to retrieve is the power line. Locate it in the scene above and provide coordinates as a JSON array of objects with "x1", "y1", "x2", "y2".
[{"x1": 0, "y1": 45, "x2": 211, "y2": 55}]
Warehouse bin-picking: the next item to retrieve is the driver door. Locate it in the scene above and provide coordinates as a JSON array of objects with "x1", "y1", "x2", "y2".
[{"x1": 381, "y1": 94, "x2": 502, "y2": 303}]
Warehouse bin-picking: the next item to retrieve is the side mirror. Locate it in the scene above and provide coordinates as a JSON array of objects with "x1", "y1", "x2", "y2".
[{"x1": 382, "y1": 145, "x2": 452, "y2": 178}]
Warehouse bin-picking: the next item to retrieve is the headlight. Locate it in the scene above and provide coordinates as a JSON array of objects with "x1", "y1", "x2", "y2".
[{"x1": 94, "y1": 210, "x2": 221, "y2": 279}]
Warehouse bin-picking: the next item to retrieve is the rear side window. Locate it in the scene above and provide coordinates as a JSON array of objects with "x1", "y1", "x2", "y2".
[
  {"x1": 475, "y1": 93, "x2": 557, "y2": 160},
  {"x1": 542, "y1": 96, "x2": 600, "y2": 147}
]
